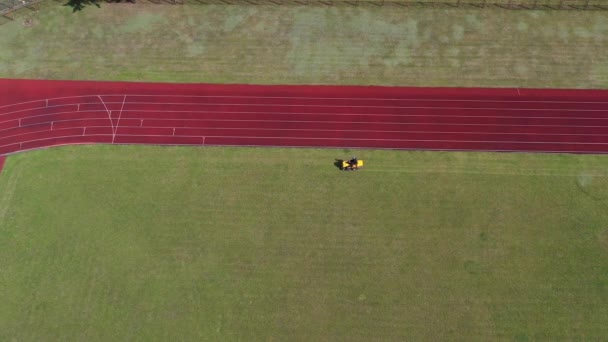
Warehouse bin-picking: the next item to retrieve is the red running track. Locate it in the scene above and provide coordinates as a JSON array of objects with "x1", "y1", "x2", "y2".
[{"x1": 2, "y1": 78, "x2": 608, "y2": 156}]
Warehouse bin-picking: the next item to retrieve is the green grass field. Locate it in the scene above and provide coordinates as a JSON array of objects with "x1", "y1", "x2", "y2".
[
  {"x1": 1, "y1": 2, "x2": 608, "y2": 88},
  {"x1": 1, "y1": 146, "x2": 607, "y2": 340}
]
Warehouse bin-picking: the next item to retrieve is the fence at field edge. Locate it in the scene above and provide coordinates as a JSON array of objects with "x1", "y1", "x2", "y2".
[
  {"x1": 2, "y1": 0, "x2": 608, "y2": 19},
  {"x1": 148, "y1": 0, "x2": 608, "y2": 10}
]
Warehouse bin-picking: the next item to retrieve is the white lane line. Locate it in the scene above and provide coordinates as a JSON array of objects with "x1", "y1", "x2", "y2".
[
  {"x1": 114, "y1": 109, "x2": 608, "y2": 118},
  {"x1": 3, "y1": 122, "x2": 608, "y2": 140},
  {"x1": 97, "y1": 95, "x2": 116, "y2": 139},
  {"x1": 165, "y1": 126, "x2": 608, "y2": 137},
  {"x1": 112, "y1": 95, "x2": 127, "y2": 144},
  {"x1": 105, "y1": 102, "x2": 608, "y2": 112},
  {"x1": 103, "y1": 117, "x2": 608, "y2": 127},
  {"x1": 3, "y1": 92, "x2": 608, "y2": 112},
  {"x1": 0, "y1": 110, "x2": 108, "y2": 127},
  {"x1": 7, "y1": 109, "x2": 608, "y2": 131},
  {"x1": 111, "y1": 131, "x2": 608, "y2": 143},
  {"x1": 6, "y1": 116, "x2": 608, "y2": 135},
  {"x1": 81, "y1": 133, "x2": 608, "y2": 145},
  {"x1": 5, "y1": 129, "x2": 608, "y2": 150},
  {"x1": 4, "y1": 106, "x2": 608, "y2": 123},
  {"x1": 112, "y1": 93, "x2": 608, "y2": 104},
  {"x1": 1, "y1": 127, "x2": 96, "y2": 143},
  {"x1": 5, "y1": 138, "x2": 608, "y2": 156},
  {"x1": 0, "y1": 104, "x2": 81, "y2": 118},
  {"x1": 8, "y1": 103, "x2": 608, "y2": 121},
  {"x1": 3, "y1": 98, "x2": 608, "y2": 117}
]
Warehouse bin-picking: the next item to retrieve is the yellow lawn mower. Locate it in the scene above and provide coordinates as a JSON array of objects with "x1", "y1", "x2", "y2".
[{"x1": 339, "y1": 157, "x2": 364, "y2": 171}]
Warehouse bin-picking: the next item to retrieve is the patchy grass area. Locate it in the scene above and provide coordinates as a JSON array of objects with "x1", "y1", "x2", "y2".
[
  {"x1": 0, "y1": 2, "x2": 607, "y2": 87},
  {"x1": 0, "y1": 145, "x2": 607, "y2": 340}
]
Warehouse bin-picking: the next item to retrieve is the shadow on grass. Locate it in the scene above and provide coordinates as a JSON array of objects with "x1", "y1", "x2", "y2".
[
  {"x1": 334, "y1": 159, "x2": 344, "y2": 170},
  {"x1": 64, "y1": 0, "x2": 100, "y2": 12},
  {"x1": 64, "y1": 0, "x2": 135, "y2": 12}
]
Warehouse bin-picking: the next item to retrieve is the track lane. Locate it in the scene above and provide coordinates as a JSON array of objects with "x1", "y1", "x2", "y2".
[{"x1": 0, "y1": 79, "x2": 608, "y2": 156}]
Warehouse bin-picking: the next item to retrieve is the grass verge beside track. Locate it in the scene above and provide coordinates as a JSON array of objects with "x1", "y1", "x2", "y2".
[
  {"x1": 1, "y1": 3, "x2": 608, "y2": 88},
  {"x1": 0, "y1": 145, "x2": 607, "y2": 340}
]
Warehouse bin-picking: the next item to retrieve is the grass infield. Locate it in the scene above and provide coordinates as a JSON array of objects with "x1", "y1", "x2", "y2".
[{"x1": 0, "y1": 145, "x2": 607, "y2": 340}]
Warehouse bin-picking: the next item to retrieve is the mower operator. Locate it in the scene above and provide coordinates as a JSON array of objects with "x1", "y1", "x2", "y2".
[{"x1": 349, "y1": 156, "x2": 358, "y2": 168}]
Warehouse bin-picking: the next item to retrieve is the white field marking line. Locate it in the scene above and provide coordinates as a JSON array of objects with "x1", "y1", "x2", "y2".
[
  {"x1": 12, "y1": 114, "x2": 608, "y2": 128},
  {"x1": 7, "y1": 131, "x2": 608, "y2": 150},
  {"x1": 4, "y1": 123, "x2": 608, "y2": 141},
  {"x1": 2, "y1": 115, "x2": 104, "y2": 128},
  {"x1": 0, "y1": 98, "x2": 47, "y2": 111},
  {"x1": 107, "y1": 101, "x2": 608, "y2": 112},
  {"x1": 517, "y1": 88, "x2": 521, "y2": 96},
  {"x1": 46, "y1": 118, "x2": 608, "y2": 128},
  {"x1": 0, "y1": 134, "x2": 112, "y2": 149},
  {"x1": 96, "y1": 117, "x2": 608, "y2": 128},
  {"x1": 0, "y1": 95, "x2": 125, "y2": 111},
  {"x1": 5, "y1": 107, "x2": 608, "y2": 129},
  {"x1": 0, "y1": 103, "x2": 81, "y2": 118},
  {"x1": 5, "y1": 140, "x2": 608, "y2": 156},
  {"x1": 0, "y1": 110, "x2": 109, "y2": 125},
  {"x1": 97, "y1": 95, "x2": 116, "y2": 138},
  {"x1": 155, "y1": 126, "x2": 608, "y2": 137},
  {"x1": 7, "y1": 101, "x2": 608, "y2": 118},
  {"x1": 3, "y1": 92, "x2": 608, "y2": 111},
  {"x1": 112, "y1": 95, "x2": 127, "y2": 144},
  {"x1": 112, "y1": 108, "x2": 608, "y2": 118},
  {"x1": 108, "y1": 94, "x2": 608, "y2": 104},
  {"x1": 104, "y1": 142, "x2": 608, "y2": 154},
  {"x1": 8, "y1": 104, "x2": 608, "y2": 122},
  {"x1": 3, "y1": 98, "x2": 608, "y2": 117},
  {"x1": 6, "y1": 116, "x2": 608, "y2": 136},
  {"x1": 0, "y1": 127, "x2": 93, "y2": 140},
  {"x1": 116, "y1": 110, "x2": 608, "y2": 120},
  {"x1": 0, "y1": 93, "x2": 605, "y2": 110},
  {"x1": 100, "y1": 133, "x2": 608, "y2": 145},
  {"x1": 109, "y1": 141, "x2": 608, "y2": 154},
  {"x1": 5, "y1": 107, "x2": 608, "y2": 128}
]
